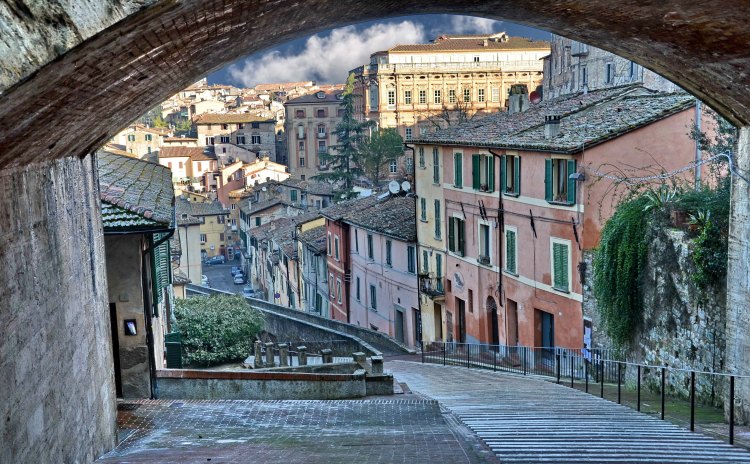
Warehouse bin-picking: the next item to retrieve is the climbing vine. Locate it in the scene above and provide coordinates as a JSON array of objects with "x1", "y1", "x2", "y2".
[{"x1": 593, "y1": 195, "x2": 651, "y2": 347}]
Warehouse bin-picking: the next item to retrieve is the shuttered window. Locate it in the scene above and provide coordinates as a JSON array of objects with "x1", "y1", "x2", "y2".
[
  {"x1": 545, "y1": 158, "x2": 577, "y2": 205},
  {"x1": 472, "y1": 154, "x2": 495, "y2": 191},
  {"x1": 448, "y1": 217, "x2": 466, "y2": 256},
  {"x1": 433, "y1": 148, "x2": 440, "y2": 184},
  {"x1": 420, "y1": 197, "x2": 427, "y2": 221},
  {"x1": 434, "y1": 200, "x2": 441, "y2": 239},
  {"x1": 505, "y1": 229, "x2": 517, "y2": 274},
  {"x1": 500, "y1": 155, "x2": 521, "y2": 196},
  {"x1": 552, "y1": 241, "x2": 570, "y2": 292},
  {"x1": 151, "y1": 233, "x2": 171, "y2": 315},
  {"x1": 454, "y1": 153, "x2": 463, "y2": 188}
]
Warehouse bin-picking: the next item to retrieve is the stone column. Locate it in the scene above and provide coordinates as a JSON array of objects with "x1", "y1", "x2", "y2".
[
  {"x1": 321, "y1": 348, "x2": 333, "y2": 364},
  {"x1": 726, "y1": 126, "x2": 750, "y2": 423},
  {"x1": 254, "y1": 341, "x2": 263, "y2": 368},
  {"x1": 297, "y1": 346, "x2": 308, "y2": 366},
  {"x1": 371, "y1": 356, "x2": 384, "y2": 375},
  {"x1": 265, "y1": 342, "x2": 275, "y2": 367},
  {"x1": 278, "y1": 344, "x2": 289, "y2": 367},
  {"x1": 352, "y1": 352, "x2": 367, "y2": 365}
]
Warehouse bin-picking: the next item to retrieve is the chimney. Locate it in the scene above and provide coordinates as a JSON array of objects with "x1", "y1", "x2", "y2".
[
  {"x1": 507, "y1": 84, "x2": 530, "y2": 114},
  {"x1": 544, "y1": 115, "x2": 561, "y2": 139},
  {"x1": 482, "y1": 39, "x2": 488, "y2": 47}
]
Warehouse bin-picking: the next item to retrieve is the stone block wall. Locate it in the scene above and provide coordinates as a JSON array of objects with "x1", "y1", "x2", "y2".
[{"x1": 0, "y1": 156, "x2": 117, "y2": 463}]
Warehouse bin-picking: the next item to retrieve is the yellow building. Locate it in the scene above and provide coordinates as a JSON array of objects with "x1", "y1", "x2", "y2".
[
  {"x1": 351, "y1": 32, "x2": 549, "y2": 140},
  {"x1": 182, "y1": 196, "x2": 230, "y2": 259}
]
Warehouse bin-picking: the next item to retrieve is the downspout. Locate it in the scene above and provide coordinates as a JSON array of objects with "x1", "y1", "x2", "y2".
[
  {"x1": 695, "y1": 100, "x2": 702, "y2": 189},
  {"x1": 404, "y1": 142, "x2": 422, "y2": 347},
  {"x1": 488, "y1": 148, "x2": 506, "y2": 345}
]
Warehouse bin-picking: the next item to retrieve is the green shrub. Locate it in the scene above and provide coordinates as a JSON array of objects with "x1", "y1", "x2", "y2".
[{"x1": 174, "y1": 294, "x2": 264, "y2": 367}]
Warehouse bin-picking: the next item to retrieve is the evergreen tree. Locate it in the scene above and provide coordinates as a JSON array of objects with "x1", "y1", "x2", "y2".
[{"x1": 359, "y1": 127, "x2": 404, "y2": 187}]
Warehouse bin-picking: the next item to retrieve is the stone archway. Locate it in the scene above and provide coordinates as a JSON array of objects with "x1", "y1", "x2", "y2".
[{"x1": 1, "y1": 1, "x2": 750, "y2": 461}]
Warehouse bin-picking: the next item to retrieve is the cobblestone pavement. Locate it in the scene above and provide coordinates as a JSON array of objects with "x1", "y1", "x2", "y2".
[
  {"x1": 388, "y1": 361, "x2": 750, "y2": 463},
  {"x1": 96, "y1": 397, "x2": 498, "y2": 463}
]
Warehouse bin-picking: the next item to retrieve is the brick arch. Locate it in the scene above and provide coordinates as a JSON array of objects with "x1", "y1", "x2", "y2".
[{"x1": 0, "y1": 0, "x2": 749, "y2": 171}]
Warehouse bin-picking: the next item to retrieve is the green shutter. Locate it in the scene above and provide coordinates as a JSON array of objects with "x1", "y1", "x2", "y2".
[
  {"x1": 291, "y1": 190, "x2": 297, "y2": 202},
  {"x1": 513, "y1": 156, "x2": 521, "y2": 195},
  {"x1": 553, "y1": 243, "x2": 569, "y2": 291},
  {"x1": 420, "y1": 197, "x2": 426, "y2": 221},
  {"x1": 454, "y1": 153, "x2": 462, "y2": 187},
  {"x1": 487, "y1": 155, "x2": 495, "y2": 192},
  {"x1": 472, "y1": 154, "x2": 480, "y2": 189},
  {"x1": 506, "y1": 230, "x2": 516, "y2": 274},
  {"x1": 458, "y1": 219, "x2": 465, "y2": 256},
  {"x1": 544, "y1": 158, "x2": 553, "y2": 202},
  {"x1": 566, "y1": 159, "x2": 577, "y2": 205},
  {"x1": 448, "y1": 217, "x2": 455, "y2": 252},
  {"x1": 500, "y1": 155, "x2": 507, "y2": 193},
  {"x1": 434, "y1": 200, "x2": 441, "y2": 238}
]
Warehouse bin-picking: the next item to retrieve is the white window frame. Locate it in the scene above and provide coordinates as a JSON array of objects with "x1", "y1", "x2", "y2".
[
  {"x1": 434, "y1": 89, "x2": 442, "y2": 104},
  {"x1": 477, "y1": 219, "x2": 492, "y2": 264},
  {"x1": 389, "y1": 160, "x2": 397, "y2": 173},
  {"x1": 405, "y1": 127, "x2": 412, "y2": 141},
  {"x1": 387, "y1": 90, "x2": 396, "y2": 108},
  {"x1": 418, "y1": 90, "x2": 427, "y2": 104},
  {"x1": 404, "y1": 90, "x2": 412, "y2": 105},
  {"x1": 448, "y1": 89, "x2": 456, "y2": 104},
  {"x1": 477, "y1": 88, "x2": 485, "y2": 103}
]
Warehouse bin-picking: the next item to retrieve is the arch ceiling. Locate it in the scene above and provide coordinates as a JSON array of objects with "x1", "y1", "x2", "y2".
[{"x1": 0, "y1": 0, "x2": 748, "y2": 170}]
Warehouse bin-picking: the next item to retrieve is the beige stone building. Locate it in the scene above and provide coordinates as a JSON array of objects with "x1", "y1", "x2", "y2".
[
  {"x1": 351, "y1": 32, "x2": 549, "y2": 140},
  {"x1": 194, "y1": 113, "x2": 277, "y2": 161},
  {"x1": 284, "y1": 89, "x2": 345, "y2": 180},
  {"x1": 111, "y1": 124, "x2": 173, "y2": 158}
]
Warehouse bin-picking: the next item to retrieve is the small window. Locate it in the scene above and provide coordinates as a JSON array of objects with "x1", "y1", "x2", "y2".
[
  {"x1": 463, "y1": 88, "x2": 471, "y2": 103},
  {"x1": 505, "y1": 228, "x2": 517, "y2": 274},
  {"x1": 354, "y1": 229, "x2": 359, "y2": 253},
  {"x1": 406, "y1": 157, "x2": 413, "y2": 174},
  {"x1": 419, "y1": 90, "x2": 427, "y2": 104},
  {"x1": 418, "y1": 147, "x2": 425, "y2": 168},
  {"x1": 199, "y1": 234, "x2": 207, "y2": 243},
  {"x1": 479, "y1": 223, "x2": 491, "y2": 263},
  {"x1": 334, "y1": 235, "x2": 340, "y2": 261},
  {"x1": 296, "y1": 109, "x2": 305, "y2": 118},
  {"x1": 605, "y1": 62, "x2": 614, "y2": 84},
  {"x1": 448, "y1": 217, "x2": 466, "y2": 256},
  {"x1": 145, "y1": 134, "x2": 153, "y2": 142},
  {"x1": 291, "y1": 190, "x2": 298, "y2": 202},
  {"x1": 369, "y1": 284, "x2": 377, "y2": 310},
  {"x1": 477, "y1": 88, "x2": 485, "y2": 103},
  {"x1": 629, "y1": 61, "x2": 636, "y2": 79},
  {"x1": 220, "y1": 135, "x2": 230, "y2": 143},
  {"x1": 552, "y1": 240, "x2": 570, "y2": 292},
  {"x1": 491, "y1": 87, "x2": 500, "y2": 103},
  {"x1": 545, "y1": 158, "x2": 577, "y2": 205},
  {"x1": 205, "y1": 136, "x2": 215, "y2": 145},
  {"x1": 387, "y1": 90, "x2": 395, "y2": 107},
  {"x1": 127, "y1": 134, "x2": 135, "y2": 142},
  {"x1": 404, "y1": 90, "x2": 412, "y2": 105},
  {"x1": 238, "y1": 123, "x2": 245, "y2": 129},
  {"x1": 299, "y1": 157, "x2": 305, "y2": 167},
  {"x1": 422, "y1": 250, "x2": 429, "y2": 273},
  {"x1": 420, "y1": 197, "x2": 427, "y2": 221},
  {"x1": 432, "y1": 148, "x2": 440, "y2": 184},
  {"x1": 502, "y1": 155, "x2": 521, "y2": 196},
  {"x1": 327, "y1": 233, "x2": 332, "y2": 256},
  {"x1": 407, "y1": 246, "x2": 416, "y2": 274},
  {"x1": 251, "y1": 135, "x2": 261, "y2": 144},
  {"x1": 367, "y1": 234, "x2": 374, "y2": 260},
  {"x1": 471, "y1": 154, "x2": 495, "y2": 192},
  {"x1": 434, "y1": 89, "x2": 442, "y2": 104},
  {"x1": 317, "y1": 109, "x2": 326, "y2": 118},
  {"x1": 448, "y1": 89, "x2": 456, "y2": 104},
  {"x1": 434, "y1": 199, "x2": 442, "y2": 239},
  {"x1": 318, "y1": 140, "x2": 327, "y2": 154},
  {"x1": 222, "y1": 124, "x2": 229, "y2": 130},
  {"x1": 356, "y1": 277, "x2": 361, "y2": 301},
  {"x1": 385, "y1": 240, "x2": 392, "y2": 266},
  {"x1": 405, "y1": 127, "x2": 412, "y2": 141},
  {"x1": 317, "y1": 125, "x2": 326, "y2": 137},
  {"x1": 581, "y1": 66, "x2": 588, "y2": 86},
  {"x1": 453, "y1": 153, "x2": 463, "y2": 188},
  {"x1": 336, "y1": 279, "x2": 342, "y2": 303},
  {"x1": 255, "y1": 217, "x2": 261, "y2": 226},
  {"x1": 237, "y1": 135, "x2": 246, "y2": 144},
  {"x1": 389, "y1": 160, "x2": 397, "y2": 173},
  {"x1": 473, "y1": 56, "x2": 480, "y2": 62}
]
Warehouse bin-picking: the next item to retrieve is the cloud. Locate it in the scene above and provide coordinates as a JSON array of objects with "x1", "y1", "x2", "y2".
[
  {"x1": 228, "y1": 21, "x2": 426, "y2": 87},
  {"x1": 448, "y1": 15, "x2": 503, "y2": 35}
]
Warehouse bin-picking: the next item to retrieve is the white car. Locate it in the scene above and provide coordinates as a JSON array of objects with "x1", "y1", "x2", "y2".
[{"x1": 201, "y1": 275, "x2": 209, "y2": 286}]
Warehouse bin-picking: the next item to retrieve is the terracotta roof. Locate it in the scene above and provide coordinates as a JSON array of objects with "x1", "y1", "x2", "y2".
[
  {"x1": 163, "y1": 137, "x2": 198, "y2": 142},
  {"x1": 343, "y1": 195, "x2": 416, "y2": 242},
  {"x1": 100, "y1": 144, "x2": 135, "y2": 158},
  {"x1": 193, "y1": 113, "x2": 275, "y2": 124},
  {"x1": 182, "y1": 198, "x2": 227, "y2": 217},
  {"x1": 298, "y1": 225, "x2": 327, "y2": 254},
  {"x1": 286, "y1": 89, "x2": 345, "y2": 105},
  {"x1": 175, "y1": 197, "x2": 202, "y2": 225},
  {"x1": 414, "y1": 86, "x2": 694, "y2": 153},
  {"x1": 255, "y1": 81, "x2": 315, "y2": 91},
  {"x1": 320, "y1": 195, "x2": 379, "y2": 221},
  {"x1": 159, "y1": 146, "x2": 217, "y2": 161},
  {"x1": 279, "y1": 178, "x2": 336, "y2": 196},
  {"x1": 97, "y1": 152, "x2": 174, "y2": 230},
  {"x1": 388, "y1": 36, "x2": 549, "y2": 53}
]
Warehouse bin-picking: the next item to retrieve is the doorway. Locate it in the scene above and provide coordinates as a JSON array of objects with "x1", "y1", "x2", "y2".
[
  {"x1": 109, "y1": 303, "x2": 123, "y2": 398},
  {"x1": 487, "y1": 296, "x2": 499, "y2": 346},
  {"x1": 456, "y1": 297, "x2": 466, "y2": 343},
  {"x1": 413, "y1": 307, "x2": 422, "y2": 347},
  {"x1": 507, "y1": 298, "x2": 519, "y2": 346},
  {"x1": 434, "y1": 302, "x2": 443, "y2": 341},
  {"x1": 395, "y1": 307, "x2": 405, "y2": 343}
]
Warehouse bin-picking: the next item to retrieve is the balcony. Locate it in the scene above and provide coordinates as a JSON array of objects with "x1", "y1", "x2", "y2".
[
  {"x1": 317, "y1": 131, "x2": 326, "y2": 138},
  {"x1": 419, "y1": 275, "x2": 445, "y2": 300},
  {"x1": 371, "y1": 60, "x2": 544, "y2": 74}
]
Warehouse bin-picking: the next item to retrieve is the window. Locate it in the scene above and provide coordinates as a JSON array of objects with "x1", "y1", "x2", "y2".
[
  {"x1": 422, "y1": 250, "x2": 429, "y2": 273},
  {"x1": 501, "y1": 155, "x2": 521, "y2": 196},
  {"x1": 385, "y1": 240, "x2": 392, "y2": 266},
  {"x1": 432, "y1": 148, "x2": 440, "y2": 184},
  {"x1": 418, "y1": 147, "x2": 425, "y2": 167},
  {"x1": 334, "y1": 235, "x2": 340, "y2": 260},
  {"x1": 629, "y1": 61, "x2": 636, "y2": 79},
  {"x1": 471, "y1": 154, "x2": 495, "y2": 192},
  {"x1": 404, "y1": 90, "x2": 412, "y2": 104},
  {"x1": 220, "y1": 135, "x2": 230, "y2": 143},
  {"x1": 389, "y1": 160, "x2": 397, "y2": 173},
  {"x1": 505, "y1": 228, "x2": 517, "y2": 274},
  {"x1": 369, "y1": 284, "x2": 377, "y2": 310},
  {"x1": 434, "y1": 89, "x2": 442, "y2": 104},
  {"x1": 545, "y1": 158, "x2": 577, "y2": 204},
  {"x1": 468, "y1": 289, "x2": 474, "y2": 313},
  {"x1": 231, "y1": 203, "x2": 236, "y2": 210},
  {"x1": 435, "y1": 254, "x2": 443, "y2": 292},
  {"x1": 127, "y1": 134, "x2": 135, "y2": 142},
  {"x1": 479, "y1": 223, "x2": 491, "y2": 264},
  {"x1": 237, "y1": 135, "x2": 246, "y2": 144},
  {"x1": 434, "y1": 200, "x2": 441, "y2": 239},
  {"x1": 387, "y1": 90, "x2": 395, "y2": 107},
  {"x1": 329, "y1": 273, "x2": 334, "y2": 290},
  {"x1": 367, "y1": 234, "x2": 374, "y2": 260},
  {"x1": 317, "y1": 125, "x2": 326, "y2": 137},
  {"x1": 453, "y1": 153, "x2": 463, "y2": 187},
  {"x1": 418, "y1": 90, "x2": 427, "y2": 104},
  {"x1": 327, "y1": 233, "x2": 332, "y2": 255},
  {"x1": 491, "y1": 87, "x2": 500, "y2": 103},
  {"x1": 205, "y1": 136, "x2": 215, "y2": 145},
  {"x1": 167, "y1": 162, "x2": 172, "y2": 169},
  {"x1": 405, "y1": 127, "x2": 412, "y2": 141},
  {"x1": 448, "y1": 89, "x2": 456, "y2": 104},
  {"x1": 217, "y1": 215, "x2": 225, "y2": 224},
  {"x1": 297, "y1": 124, "x2": 305, "y2": 139},
  {"x1": 551, "y1": 240, "x2": 570, "y2": 292},
  {"x1": 238, "y1": 123, "x2": 246, "y2": 129},
  {"x1": 336, "y1": 279, "x2": 342, "y2": 303},
  {"x1": 473, "y1": 56, "x2": 480, "y2": 62},
  {"x1": 299, "y1": 157, "x2": 305, "y2": 167},
  {"x1": 581, "y1": 66, "x2": 588, "y2": 86},
  {"x1": 406, "y1": 157, "x2": 413, "y2": 174},
  {"x1": 605, "y1": 62, "x2": 614, "y2": 84},
  {"x1": 199, "y1": 233, "x2": 207, "y2": 243},
  {"x1": 407, "y1": 246, "x2": 416, "y2": 273},
  {"x1": 291, "y1": 190, "x2": 298, "y2": 202},
  {"x1": 251, "y1": 135, "x2": 261, "y2": 144},
  {"x1": 463, "y1": 88, "x2": 471, "y2": 103},
  {"x1": 219, "y1": 233, "x2": 225, "y2": 241},
  {"x1": 147, "y1": 146, "x2": 152, "y2": 154},
  {"x1": 369, "y1": 83, "x2": 379, "y2": 108},
  {"x1": 318, "y1": 140, "x2": 327, "y2": 154},
  {"x1": 295, "y1": 109, "x2": 305, "y2": 118},
  {"x1": 420, "y1": 197, "x2": 427, "y2": 221},
  {"x1": 448, "y1": 217, "x2": 466, "y2": 256},
  {"x1": 145, "y1": 134, "x2": 152, "y2": 141},
  {"x1": 316, "y1": 109, "x2": 326, "y2": 118},
  {"x1": 477, "y1": 88, "x2": 485, "y2": 103},
  {"x1": 255, "y1": 217, "x2": 261, "y2": 226},
  {"x1": 356, "y1": 277, "x2": 361, "y2": 301}
]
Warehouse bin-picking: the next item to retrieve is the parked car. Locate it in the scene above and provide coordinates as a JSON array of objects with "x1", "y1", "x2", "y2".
[
  {"x1": 201, "y1": 275, "x2": 209, "y2": 286},
  {"x1": 231, "y1": 266, "x2": 240, "y2": 276},
  {"x1": 233, "y1": 273, "x2": 246, "y2": 284},
  {"x1": 204, "y1": 255, "x2": 226, "y2": 265},
  {"x1": 242, "y1": 286, "x2": 255, "y2": 298}
]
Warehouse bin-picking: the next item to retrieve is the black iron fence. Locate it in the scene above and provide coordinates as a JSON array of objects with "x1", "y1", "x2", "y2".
[{"x1": 422, "y1": 341, "x2": 748, "y2": 447}]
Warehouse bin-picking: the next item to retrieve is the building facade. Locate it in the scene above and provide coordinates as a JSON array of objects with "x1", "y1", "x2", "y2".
[{"x1": 194, "y1": 113, "x2": 277, "y2": 161}]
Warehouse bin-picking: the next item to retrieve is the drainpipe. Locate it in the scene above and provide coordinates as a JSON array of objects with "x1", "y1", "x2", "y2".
[
  {"x1": 488, "y1": 149, "x2": 506, "y2": 345},
  {"x1": 404, "y1": 142, "x2": 422, "y2": 347},
  {"x1": 695, "y1": 100, "x2": 702, "y2": 189}
]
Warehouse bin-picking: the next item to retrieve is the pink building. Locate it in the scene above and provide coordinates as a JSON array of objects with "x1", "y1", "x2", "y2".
[
  {"x1": 415, "y1": 86, "x2": 705, "y2": 349},
  {"x1": 344, "y1": 196, "x2": 419, "y2": 347}
]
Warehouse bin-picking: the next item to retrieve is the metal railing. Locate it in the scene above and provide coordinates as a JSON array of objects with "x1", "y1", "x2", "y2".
[{"x1": 422, "y1": 341, "x2": 749, "y2": 448}]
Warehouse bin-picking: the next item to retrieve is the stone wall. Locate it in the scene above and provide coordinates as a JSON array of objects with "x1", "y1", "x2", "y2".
[{"x1": 0, "y1": 155, "x2": 117, "y2": 463}]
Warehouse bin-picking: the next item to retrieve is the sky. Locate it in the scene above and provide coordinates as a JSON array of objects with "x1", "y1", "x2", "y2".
[{"x1": 208, "y1": 15, "x2": 550, "y2": 88}]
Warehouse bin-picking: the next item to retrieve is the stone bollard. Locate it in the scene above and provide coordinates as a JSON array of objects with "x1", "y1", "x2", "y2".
[
  {"x1": 371, "y1": 355, "x2": 384, "y2": 375},
  {"x1": 265, "y1": 342, "x2": 275, "y2": 367},
  {"x1": 352, "y1": 352, "x2": 367, "y2": 365},
  {"x1": 254, "y1": 341, "x2": 263, "y2": 368},
  {"x1": 297, "y1": 346, "x2": 308, "y2": 366},
  {"x1": 278, "y1": 344, "x2": 289, "y2": 367},
  {"x1": 321, "y1": 348, "x2": 333, "y2": 364}
]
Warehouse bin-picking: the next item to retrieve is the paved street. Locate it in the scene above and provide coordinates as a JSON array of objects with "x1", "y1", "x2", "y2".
[
  {"x1": 200, "y1": 262, "x2": 245, "y2": 295},
  {"x1": 388, "y1": 361, "x2": 750, "y2": 463}
]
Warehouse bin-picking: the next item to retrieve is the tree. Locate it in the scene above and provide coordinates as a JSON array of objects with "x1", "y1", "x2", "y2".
[
  {"x1": 420, "y1": 98, "x2": 478, "y2": 133},
  {"x1": 174, "y1": 294, "x2": 264, "y2": 367},
  {"x1": 359, "y1": 127, "x2": 404, "y2": 187},
  {"x1": 152, "y1": 114, "x2": 169, "y2": 128},
  {"x1": 313, "y1": 73, "x2": 373, "y2": 200}
]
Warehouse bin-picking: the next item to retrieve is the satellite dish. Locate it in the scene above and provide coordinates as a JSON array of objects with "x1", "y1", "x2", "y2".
[
  {"x1": 261, "y1": 187, "x2": 267, "y2": 191},
  {"x1": 401, "y1": 181, "x2": 411, "y2": 192},
  {"x1": 388, "y1": 180, "x2": 400, "y2": 194}
]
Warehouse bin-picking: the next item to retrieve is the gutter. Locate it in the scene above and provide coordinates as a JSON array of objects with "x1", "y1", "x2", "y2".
[{"x1": 488, "y1": 148, "x2": 506, "y2": 345}]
